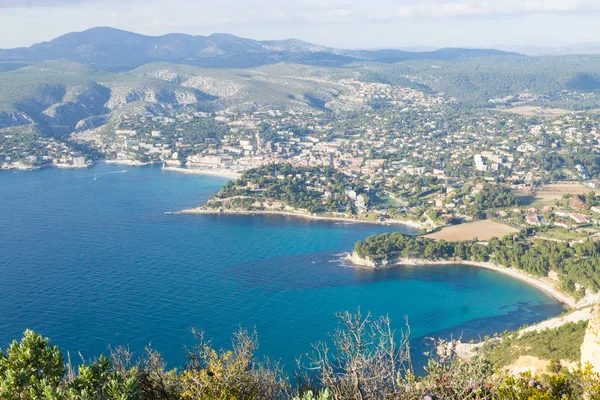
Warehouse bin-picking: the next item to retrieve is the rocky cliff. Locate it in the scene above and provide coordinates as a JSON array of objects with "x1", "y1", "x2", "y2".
[{"x1": 581, "y1": 303, "x2": 600, "y2": 373}]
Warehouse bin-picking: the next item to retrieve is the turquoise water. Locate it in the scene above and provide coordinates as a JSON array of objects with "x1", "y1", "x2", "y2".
[{"x1": 0, "y1": 164, "x2": 564, "y2": 372}]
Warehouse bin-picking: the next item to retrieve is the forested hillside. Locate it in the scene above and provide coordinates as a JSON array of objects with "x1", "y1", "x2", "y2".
[
  {"x1": 353, "y1": 232, "x2": 600, "y2": 297},
  {"x1": 368, "y1": 56, "x2": 600, "y2": 108}
]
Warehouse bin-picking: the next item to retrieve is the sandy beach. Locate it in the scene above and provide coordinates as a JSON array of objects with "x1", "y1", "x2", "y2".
[
  {"x1": 161, "y1": 166, "x2": 242, "y2": 179},
  {"x1": 178, "y1": 207, "x2": 425, "y2": 229},
  {"x1": 102, "y1": 159, "x2": 158, "y2": 167},
  {"x1": 53, "y1": 163, "x2": 90, "y2": 169},
  {"x1": 345, "y1": 252, "x2": 594, "y2": 309}
]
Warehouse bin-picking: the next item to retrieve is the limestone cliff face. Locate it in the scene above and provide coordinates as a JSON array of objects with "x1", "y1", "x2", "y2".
[
  {"x1": 346, "y1": 252, "x2": 402, "y2": 268},
  {"x1": 581, "y1": 304, "x2": 600, "y2": 373},
  {"x1": 346, "y1": 252, "x2": 377, "y2": 268}
]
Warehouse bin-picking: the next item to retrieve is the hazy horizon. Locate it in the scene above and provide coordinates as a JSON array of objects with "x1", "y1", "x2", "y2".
[
  {"x1": 1, "y1": 0, "x2": 600, "y2": 50},
  {"x1": 2, "y1": 25, "x2": 600, "y2": 54}
]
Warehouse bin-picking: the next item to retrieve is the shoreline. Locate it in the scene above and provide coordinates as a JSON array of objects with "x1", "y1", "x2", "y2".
[
  {"x1": 6, "y1": 162, "x2": 592, "y2": 310},
  {"x1": 161, "y1": 166, "x2": 242, "y2": 179},
  {"x1": 345, "y1": 253, "x2": 590, "y2": 309},
  {"x1": 178, "y1": 207, "x2": 425, "y2": 229},
  {"x1": 1, "y1": 162, "x2": 92, "y2": 171},
  {"x1": 2, "y1": 159, "x2": 159, "y2": 171},
  {"x1": 101, "y1": 159, "x2": 159, "y2": 167}
]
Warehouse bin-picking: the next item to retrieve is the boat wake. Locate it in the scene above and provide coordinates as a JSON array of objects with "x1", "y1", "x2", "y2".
[
  {"x1": 93, "y1": 170, "x2": 128, "y2": 180},
  {"x1": 99, "y1": 170, "x2": 127, "y2": 175}
]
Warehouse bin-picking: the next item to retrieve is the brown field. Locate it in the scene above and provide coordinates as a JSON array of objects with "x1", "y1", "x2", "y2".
[
  {"x1": 514, "y1": 183, "x2": 593, "y2": 205},
  {"x1": 497, "y1": 106, "x2": 572, "y2": 117},
  {"x1": 426, "y1": 220, "x2": 519, "y2": 242}
]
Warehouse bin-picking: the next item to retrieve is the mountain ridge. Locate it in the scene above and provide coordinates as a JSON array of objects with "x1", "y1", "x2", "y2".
[{"x1": 0, "y1": 27, "x2": 523, "y2": 71}]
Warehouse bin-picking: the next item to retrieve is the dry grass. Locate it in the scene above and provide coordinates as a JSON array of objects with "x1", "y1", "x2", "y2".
[
  {"x1": 537, "y1": 229, "x2": 588, "y2": 242},
  {"x1": 426, "y1": 220, "x2": 519, "y2": 242},
  {"x1": 505, "y1": 356, "x2": 578, "y2": 376},
  {"x1": 514, "y1": 183, "x2": 593, "y2": 205}
]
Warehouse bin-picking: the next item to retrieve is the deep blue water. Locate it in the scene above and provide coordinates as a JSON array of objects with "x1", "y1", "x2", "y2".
[{"x1": 0, "y1": 164, "x2": 564, "y2": 373}]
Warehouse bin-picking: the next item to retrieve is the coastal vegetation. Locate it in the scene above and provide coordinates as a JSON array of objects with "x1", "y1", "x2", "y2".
[
  {"x1": 207, "y1": 168, "x2": 520, "y2": 223},
  {"x1": 2, "y1": 312, "x2": 599, "y2": 399},
  {"x1": 478, "y1": 321, "x2": 589, "y2": 367},
  {"x1": 469, "y1": 185, "x2": 517, "y2": 219},
  {"x1": 207, "y1": 164, "x2": 372, "y2": 215},
  {"x1": 353, "y1": 231, "x2": 600, "y2": 296}
]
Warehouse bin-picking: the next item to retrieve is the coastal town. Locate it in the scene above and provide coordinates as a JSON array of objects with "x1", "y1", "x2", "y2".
[
  {"x1": 3, "y1": 13, "x2": 600, "y2": 398},
  {"x1": 4, "y1": 78, "x2": 600, "y2": 239}
]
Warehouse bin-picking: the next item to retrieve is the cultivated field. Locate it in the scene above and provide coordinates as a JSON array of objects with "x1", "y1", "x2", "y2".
[
  {"x1": 514, "y1": 183, "x2": 593, "y2": 206},
  {"x1": 426, "y1": 220, "x2": 519, "y2": 242}
]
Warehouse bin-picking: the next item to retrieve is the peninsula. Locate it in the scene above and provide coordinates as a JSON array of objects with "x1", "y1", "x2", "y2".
[
  {"x1": 347, "y1": 231, "x2": 600, "y2": 309},
  {"x1": 180, "y1": 163, "x2": 433, "y2": 229}
]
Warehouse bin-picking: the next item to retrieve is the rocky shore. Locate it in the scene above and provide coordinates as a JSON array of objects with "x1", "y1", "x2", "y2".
[{"x1": 178, "y1": 206, "x2": 426, "y2": 229}]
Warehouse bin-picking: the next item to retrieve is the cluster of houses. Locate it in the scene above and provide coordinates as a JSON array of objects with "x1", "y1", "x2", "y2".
[
  {"x1": 525, "y1": 205, "x2": 599, "y2": 233},
  {"x1": 64, "y1": 92, "x2": 600, "y2": 229},
  {"x1": 1, "y1": 134, "x2": 91, "y2": 170},
  {"x1": 8, "y1": 75, "x2": 599, "y2": 230}
]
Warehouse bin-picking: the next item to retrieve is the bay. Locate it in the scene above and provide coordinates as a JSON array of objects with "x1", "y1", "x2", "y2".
[{"x1": 0, "y1": 163, "x2": 564, "y2": 372}]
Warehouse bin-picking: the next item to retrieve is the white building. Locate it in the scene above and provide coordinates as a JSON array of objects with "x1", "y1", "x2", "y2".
[{"x1": 474, "y1": 154, "x2": 488, "y2": 172}]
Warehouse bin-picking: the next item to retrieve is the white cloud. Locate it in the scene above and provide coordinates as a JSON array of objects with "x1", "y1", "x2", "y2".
[
  {"x1": 0, "y1": 0, "x2": 600, "y2": 48},
  {"x1": 3, "y1": 0, "x2": 599, "y2": 17},
  {"x1": 0, "y1": 0, "x2": 112, "y2": 8},
  {"x1": 372, "y1": 0, "x2": 600, "y2": 19}
]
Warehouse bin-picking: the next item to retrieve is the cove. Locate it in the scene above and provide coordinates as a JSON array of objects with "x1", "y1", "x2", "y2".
[{"x1": 0, "y1": 163, "x2": 565, "y2": 372}]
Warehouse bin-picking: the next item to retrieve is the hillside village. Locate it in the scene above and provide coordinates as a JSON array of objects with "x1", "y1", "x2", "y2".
[
  {"x1": 4, "y1": 76, "x2": 600, "y2": 236},
  {"x1": 3, "y1": 26, "x2": 600, "y2": 398}
]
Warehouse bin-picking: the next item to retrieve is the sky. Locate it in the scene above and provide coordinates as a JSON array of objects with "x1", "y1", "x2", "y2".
[{"x1": 1, "y1": 0, "x2": 600, "y2": 49}]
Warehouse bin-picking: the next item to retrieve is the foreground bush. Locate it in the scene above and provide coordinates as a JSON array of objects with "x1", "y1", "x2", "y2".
[
  {"x1": 1, "y1": 312, "x2": 599, "y2": 399},
  {"x1": 181, "y1": 328, "x2": 289, "y2": 399},
  {"x1": 0, "y1": 330, "x2": 138, "y2": 399}
]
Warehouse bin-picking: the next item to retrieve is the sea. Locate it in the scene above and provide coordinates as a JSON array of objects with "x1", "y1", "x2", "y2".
[{"x1": 0, "y1": 163, "x2": 565, "y2": 373}]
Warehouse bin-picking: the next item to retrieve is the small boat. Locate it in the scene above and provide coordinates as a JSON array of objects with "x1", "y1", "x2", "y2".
[{"x1": 93, "y1": 173, "x2": 97, "y2": 181}]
